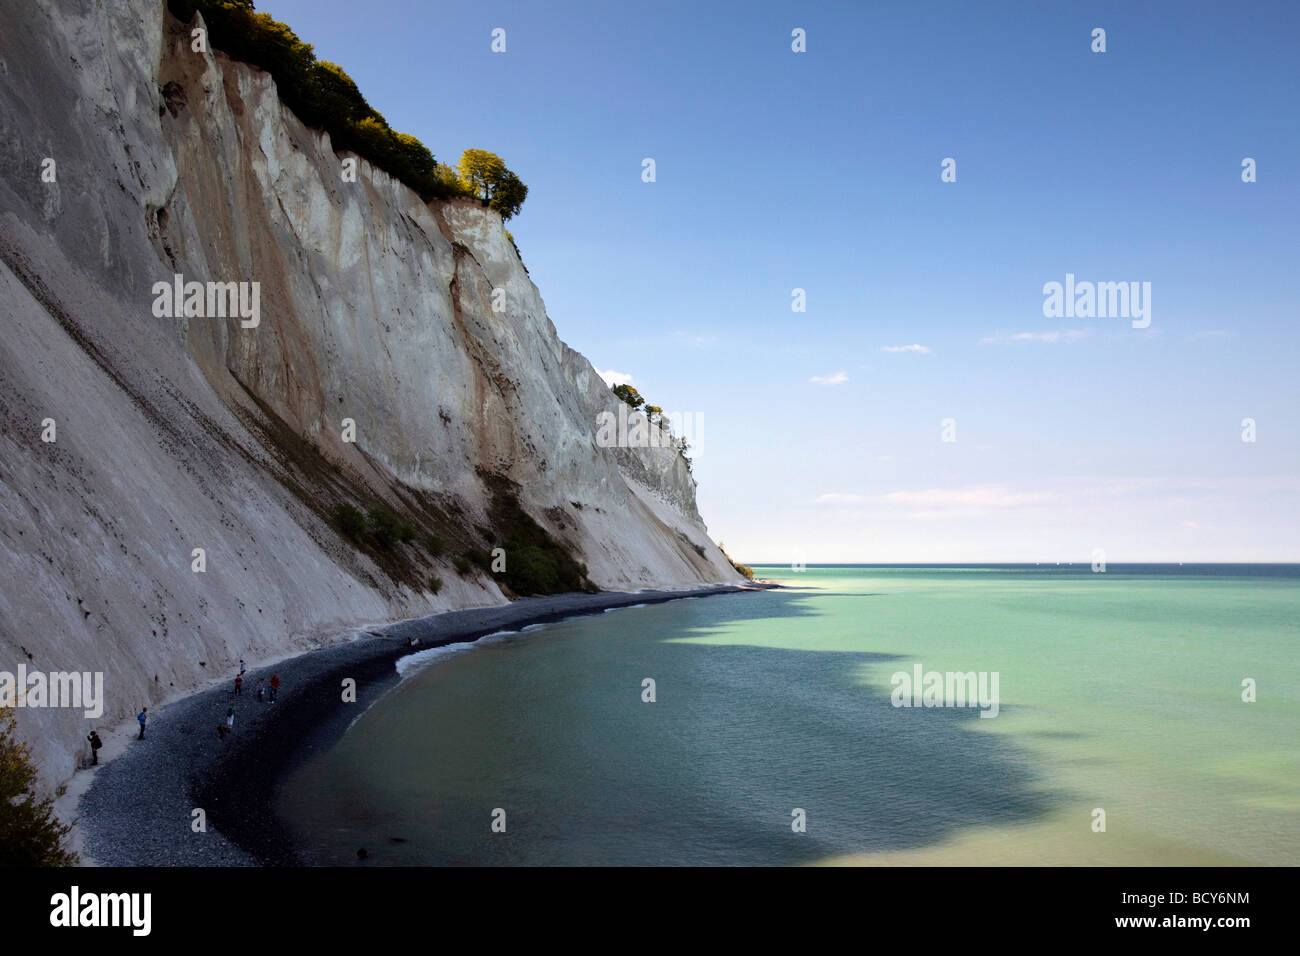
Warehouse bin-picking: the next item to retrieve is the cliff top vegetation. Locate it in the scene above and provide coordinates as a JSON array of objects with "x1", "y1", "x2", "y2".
[{"x1": 167, "y1": 0, "x2": 528, "y2": 220}]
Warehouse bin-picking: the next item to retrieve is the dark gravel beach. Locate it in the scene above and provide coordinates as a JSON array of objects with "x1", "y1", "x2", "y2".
[{"x1": 78, "y1": 585, "x2": 765, "y2": 866}]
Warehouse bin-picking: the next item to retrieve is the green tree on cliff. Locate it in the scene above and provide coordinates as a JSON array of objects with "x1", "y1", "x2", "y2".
[
  {"x1": 0, "y1": 707, "x2": 79, "y2": 865},
  {"x1": 612, "y1": 383, "x2": 644, "y2": 409},
  {"x1": 488, "y1": 168, "x2": 528, "y2": 221},
  {"x1": 457, "y1": 149, "x2": 529, "y2": 220}
]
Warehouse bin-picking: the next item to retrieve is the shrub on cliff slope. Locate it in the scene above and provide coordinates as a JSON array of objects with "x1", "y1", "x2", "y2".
[
  {"x1": 331, "y1": 502, "x2": 366, "y2": 541},
  {"x1": 489, "y1": 493, "x2": 591, "y2": 596},
  {"x1": 718, "y1": 542, "x2": 754, "y2": 580},
  {"x1": 366, "y1": 506, "x2": 403, "y2": 549},
  {"x1": 0, "y1": 708, "x2": 78, "y2": 866}
]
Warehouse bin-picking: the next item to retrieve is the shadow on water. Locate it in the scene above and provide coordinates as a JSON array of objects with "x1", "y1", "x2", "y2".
[
  {"x1": 282, "y1": 587, "x2": 1059, "y2": 866},
  {"x1": 648, "y1": 589, "x2": 1057, "y2": 864}
]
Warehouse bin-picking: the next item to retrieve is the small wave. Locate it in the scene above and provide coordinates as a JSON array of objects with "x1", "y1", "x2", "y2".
[
  {"x1": 395, "y1": 630, "x2": 522, "y2": 678},
  {"x1": 603, "y1": 603, "x2": 649, "y2": 613},
  {"x1": 395, "y1": 642, "x2": 477, "y2": 677}
]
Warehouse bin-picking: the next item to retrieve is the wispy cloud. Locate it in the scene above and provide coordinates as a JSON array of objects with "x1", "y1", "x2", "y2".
[
  {"x1": 1187, "y1": 330, "x2": 1232, "y2": 342},
  {"x1": 812, "y1": 476, "x2": 1300, "y2": 521},
  {"x1": 596, "y1": 368, "x2": 635, "y2": 388},
  {"x1": 980, "y1": 329, "x2": 1090, "y2": 345},
  {"x1": 881, "y1": 344, "x2": 931, "y2": 354},
  {"x1": 669, "y1": 331, "x2": 719, "y2": 347},
  {"x1": 810, "y1": 371, "x2": 849, "y2": 386},
  {"x1": 880, "y1": 486, "x2": 1058, "y2": 508},
  {"x1": 814, "y1": 484, "x2": 1055, "y2": 519}
]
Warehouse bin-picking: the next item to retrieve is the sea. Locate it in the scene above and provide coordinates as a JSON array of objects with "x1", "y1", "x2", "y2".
[{"x1": 277, "y1": 565, "x2": 1300, "y2": 865}]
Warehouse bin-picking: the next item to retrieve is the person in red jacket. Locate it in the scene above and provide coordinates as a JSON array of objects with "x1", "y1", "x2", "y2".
[{"x1": 269, "y1": 674, "x2": 281, "y2": 702}]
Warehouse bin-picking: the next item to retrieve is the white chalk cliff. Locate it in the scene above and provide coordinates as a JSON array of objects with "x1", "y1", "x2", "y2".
[{"x1": 0, "y1": 0, "x2": 740, "y2": 789}]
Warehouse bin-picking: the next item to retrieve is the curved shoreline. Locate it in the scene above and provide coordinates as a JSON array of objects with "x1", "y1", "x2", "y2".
[{"x1": 78, "y1": 584, "x2": 769, "y2": 866}]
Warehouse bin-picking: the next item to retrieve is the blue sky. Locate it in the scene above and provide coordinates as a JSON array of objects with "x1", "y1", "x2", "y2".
[{"x1": 261, "y1": 0, "x2": 1299, "y2": 562}]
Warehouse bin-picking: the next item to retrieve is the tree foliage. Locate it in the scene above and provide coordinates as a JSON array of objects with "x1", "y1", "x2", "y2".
[
  {"x1": 457, "y1": 149, "x2": 504, "y2": 201},
  {"x1": 456, "y1": 150, "x2": 529, "y2": 220},
  {"x1": 612, "y1": 384, "x2": 644, "y2": 409},
  {"x1": 488, "y1": 168, "x2": 529, "y2": 221},
  {"x1": 0, "y1": 708, "x2": 79, "y2": 866},
  {"x1": 675, "y1": 434, "x2": 693, "y2": 471}
]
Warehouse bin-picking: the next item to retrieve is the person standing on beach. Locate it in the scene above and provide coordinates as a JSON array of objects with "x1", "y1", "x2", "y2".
[
  {"x1": 269, "y1": 674, "x2": 280, "y2": 702},
  {"x1": 239, "y1": 659, "x2": 247, "y2": 676},
  {"x1": 226, "y1": 703, "x2": 235, "y2": 732},
  {"x1": 255, "y1": 679, "x2": 265, "y2": 702},
  {"x1": 87, "y1": 730, "x2": 103, "y2": 765},
  {"x1": 234, "y1": 674, "x2": 243, "y2": 695},
  {"x1": 137, "y1": 707, "x2": 148, "y2": 740}
]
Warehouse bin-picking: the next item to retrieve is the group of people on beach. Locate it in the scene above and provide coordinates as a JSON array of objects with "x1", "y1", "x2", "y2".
[
  {"x1": 218, "y1": 660, "x2": 280, "y2": 740},
  {"x1": 84, "y1": 659, "x2": 285, "y2": 764},
  {"x1": 84, "y1": 705, "x2": 146, "y2": 765}
]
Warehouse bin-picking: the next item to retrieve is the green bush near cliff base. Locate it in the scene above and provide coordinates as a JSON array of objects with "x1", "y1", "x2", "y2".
[
  {"x1": 717, "y1": 541, "x2": 754, "y2": 580},
  {"x1": 425, "y1": 533, "x2": 445, "y2": 556},
  {"x1": 454, "y1": 555, "x2": 474, "y2": 575},
  {"x1": 506, "y1": 545, "x2": 561, "y2": 594},
  {"x1": 488, "y1": 494, "x2": 590, "y2": 596},
  {"x1": 0, "y1": 707, "x2": 79, "y2": 866},
  {"x1": 428, "y1": 576, "x2": 443, "y2": 594}
]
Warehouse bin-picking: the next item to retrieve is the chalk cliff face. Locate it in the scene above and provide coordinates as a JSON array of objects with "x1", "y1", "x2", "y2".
[{"x1": 0, "y1": 0, "x2": 738, "y2": 789}]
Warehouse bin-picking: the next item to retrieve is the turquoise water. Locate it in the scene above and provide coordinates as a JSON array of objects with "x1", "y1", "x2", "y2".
[{"x1": 278, "y1": 566, "x2": 1300, "y2": 865}]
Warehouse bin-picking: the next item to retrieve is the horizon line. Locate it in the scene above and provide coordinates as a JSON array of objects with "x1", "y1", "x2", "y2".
[{"x1": 743, "y1": 561, "x2": 1300, "y2": 566}]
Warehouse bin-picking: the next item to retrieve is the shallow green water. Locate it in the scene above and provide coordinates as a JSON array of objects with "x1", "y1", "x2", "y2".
[{"x1": 278, "y1": 566, "x2": 1300, "y2": 865}]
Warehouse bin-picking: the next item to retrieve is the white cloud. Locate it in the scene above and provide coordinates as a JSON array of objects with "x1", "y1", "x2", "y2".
[
  {"x1": 810, "y1": 371, "x2": 849, "y2": 386},
  {"x1": 815, "y1": 493, "x2": 867, "y2": 504},
  {"x1": 980, "y1": 329, "x2": 1090, "y2": 345},
  {"x1": 881, "y1": 344, "x2": 931, "y2": 354},
  {"x1": 880, "y1": 486, "x2": 1058, "y2": 508},
  {"x1": 596, "y1": 368, "x2": 635, "y2": 388},
  {"x1": 1187, "y1": 330, "x2": 1232, "y2": 342}
]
